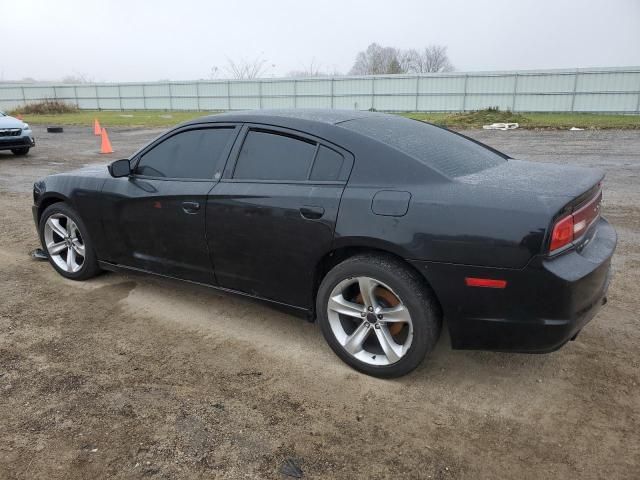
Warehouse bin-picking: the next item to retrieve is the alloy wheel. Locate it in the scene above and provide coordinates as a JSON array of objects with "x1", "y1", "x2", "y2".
[
  {"x1": 43, "y1": 213, "x2": 85, "y2": 273},
  {"x1": 327, "y1": 276, "x2": 414, "y2": 366}
]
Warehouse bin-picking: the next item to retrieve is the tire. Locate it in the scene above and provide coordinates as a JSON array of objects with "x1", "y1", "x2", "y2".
[
  {"x1": 317, "y1": 254, "x2": 441, "y2": 378},
  {"x1": 11, "y1": 147, "x2": 29, "y2": 155},
  {"x1": 38, "y1": 203, "x2": 100, "y2": 281}
]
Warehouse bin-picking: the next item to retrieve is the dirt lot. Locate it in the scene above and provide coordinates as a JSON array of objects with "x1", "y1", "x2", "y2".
[{"x1": 1, "y1": 126, "x2": 639, "y2": 479}]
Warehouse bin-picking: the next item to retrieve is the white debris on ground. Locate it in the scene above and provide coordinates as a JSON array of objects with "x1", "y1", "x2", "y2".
[
  {"x1": 570, "y1": 127, "x2": 585, "y2": 131},
  {"x1": 482, "y1": 122, "x2": 519, "y2": 130}
]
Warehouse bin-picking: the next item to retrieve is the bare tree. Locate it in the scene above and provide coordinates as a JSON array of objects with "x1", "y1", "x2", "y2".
[
  {"x1": 350, "y1": 43, "x2": 454, "y2": 75},
  {"x1": 402, "y1": 45, "x2": 454, "y2": 73},
  {"x1": 288, "y1": 59, "x2": 344, "y2": 78},
  {"x1": 288, "y1": 58, "x2": 325, "y2": 78},
  {"x1": 208, "y1": 66, "x2": 220, "y2": 79},
  {"x1": 61, "y1": 72, "x2": 94, "y2": 83},
  {"x1": 349, "y1": 43, "x2": 404, "y2": 75},
  {"x1": 224, "y1": 55, "x2": 269, "y2": 79}
]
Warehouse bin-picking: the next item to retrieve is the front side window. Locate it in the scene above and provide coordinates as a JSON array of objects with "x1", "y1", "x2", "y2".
[
  {"x1": 136, "y1": 128, "x2": 234, "y2": 179},
  {"x1": 233, "y1": 130, "x2": 317, "y2": 181}
]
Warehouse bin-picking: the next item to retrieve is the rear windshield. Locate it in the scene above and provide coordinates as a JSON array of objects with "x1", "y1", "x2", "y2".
[{"x1": 340, "y1": 116, "x2": 506, "y2": 177}]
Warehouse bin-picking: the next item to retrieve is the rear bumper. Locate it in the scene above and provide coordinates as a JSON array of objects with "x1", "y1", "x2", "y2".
[
  {"x1": 410, "y1": 217, "x2": 617, "y2": 352},
  {"x1": 0, "y1": 133, "x2": 35, "y2": 150}
]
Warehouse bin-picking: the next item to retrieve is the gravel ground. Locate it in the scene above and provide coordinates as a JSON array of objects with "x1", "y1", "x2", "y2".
[{"x1": 0, "y1": 125, "x2": 638, "y2": 479}]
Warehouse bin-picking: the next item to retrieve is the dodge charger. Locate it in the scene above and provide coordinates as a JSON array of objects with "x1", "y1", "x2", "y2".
[{"x1": 32, "y1": 110, "x2": 616, "y2": 377}]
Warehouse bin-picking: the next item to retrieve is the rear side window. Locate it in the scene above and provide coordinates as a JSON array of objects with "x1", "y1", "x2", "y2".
[
  {"x1": 136, "y1": 128, "x2": 234, "y2": 179},
  {"x1": 340, "y1": 116, "x2": 506, "y2": 177},
  {"x1": 233, "y1": 130, "x2": 316, "y2": 181},
  {"x1": 310, "y1": 146, "x2": 344, "y2": 181}
]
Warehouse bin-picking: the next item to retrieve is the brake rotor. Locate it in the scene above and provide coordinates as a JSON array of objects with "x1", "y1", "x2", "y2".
[{"x1": 355, "y1": 286, "x2": 404, "y2": 336}]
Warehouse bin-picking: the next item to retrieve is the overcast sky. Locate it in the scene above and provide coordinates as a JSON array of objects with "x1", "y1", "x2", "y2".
[{"x1": 4, "y1": 0, "x2": 640, "y2": 82}]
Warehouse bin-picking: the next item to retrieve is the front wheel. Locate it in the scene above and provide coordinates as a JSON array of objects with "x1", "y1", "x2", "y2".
[
  {"x1": 317, "y1": 254, "x2": 441, "y2": 378},
  {"x1": 39, "y1": 203, "x2": 100, "y2": 280},
  {"x1": 11, "y1": 147, "x2": 30, "y2": 155}
]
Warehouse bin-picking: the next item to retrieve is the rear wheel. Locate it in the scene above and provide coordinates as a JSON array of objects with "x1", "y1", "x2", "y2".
[
  {"x1": 11, "y1": 147, "x2": 29, "y2": 155},
  {"x1": 317, "y1": 254, "x2": 441, "y2": 378},
  {"x1": 39, "y1": 203, "x2": 100, "y2": 280}
]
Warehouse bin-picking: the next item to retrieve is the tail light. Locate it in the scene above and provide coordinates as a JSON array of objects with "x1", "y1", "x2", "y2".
[{"x1": 549, "y1": 188, "x2": 602, "y2": 254}]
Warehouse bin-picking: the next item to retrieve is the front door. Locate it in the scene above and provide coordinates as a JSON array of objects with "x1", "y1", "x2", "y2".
[
  {"x1": 206, "y1": 126, "x2": 352, "y2": 308},
  {"x1": 101, "y1": 125, "x2": 239, "y2": 284}
]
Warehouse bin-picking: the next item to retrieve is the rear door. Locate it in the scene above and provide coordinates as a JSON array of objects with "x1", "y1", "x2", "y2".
[
  {"x1": 100, "y1": 125, "x2": 238, "y2": 284},
  {"x1": 206, "y1": 125, "x2": 353, "y2": 308}
]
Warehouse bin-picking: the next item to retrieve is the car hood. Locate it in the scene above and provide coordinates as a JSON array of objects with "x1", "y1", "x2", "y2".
[
  {"x1": 53, "y1": 164, "x2": 112, "y2": 179},
  {"x1": 0, "y1": 115, "x2": 25, "y2": 128}
]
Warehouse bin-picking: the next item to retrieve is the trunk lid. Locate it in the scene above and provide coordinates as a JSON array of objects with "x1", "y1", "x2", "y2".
[
  {"x1": 456, "y1": 159, "x2": 604, "y2": 202},
  {"x1": 456, "y1": 158, "x2": 605, "y2": 256}
]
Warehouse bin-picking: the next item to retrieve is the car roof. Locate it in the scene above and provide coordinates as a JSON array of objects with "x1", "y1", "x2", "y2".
[
  {"x1": 187, "y1": 108, "x2": 387, "y2": 126},
  {"x1": 182, "y1": 109, "x2": 506, "y2": 180}
]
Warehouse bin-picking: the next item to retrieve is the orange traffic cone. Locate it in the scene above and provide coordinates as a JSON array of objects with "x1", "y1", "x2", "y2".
[
  {"x1": 93, "y1": 118, "x2": 101, "y2": 136},
  {"x1": 100, "y1": 128, "x2": 113, "y2": 154}
]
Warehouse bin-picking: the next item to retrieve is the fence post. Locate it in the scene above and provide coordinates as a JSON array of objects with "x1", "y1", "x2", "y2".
[
  {"x1": 73, "y1": 85, "x2": 78, "y2": 108},
  {"x1": 330, "y1": 78, "x2": 335, "y2": 108},
  {"x1": 636, "y1": 73, "x2": 640, "y2": 113},
  {"x1": 570, "y1": 69, "x2": 579, "y2": 112},
  {"x1": 168, "y1": 83, "x2": 173, "y2": 110},
  {"x1": 21, "y1": 86, "x2": 26, "y2": 107},
  {"x1": 227, "y1": 80, "x2": 231, "y2": 111},
  {"x1": 142, "y1": 85, "x2": 147, "y2": 110},
  {"x1": 371, "y1": 77, "x2": 375, "y2": 110},
  {"x1": 511, "y1": 73, "x2": 518, "y2": 112},
  {"x1": 293, "y1": 80, "x2": 297, "y2": 108},
  {"x1": 462, "y1": 74, "x2": 468, "y2": 112},
  {"x1": 415, "y1": 75, "x2": 420, "y2": 111},
  {"x1": 258, "y1": 80, "x2": 263, "y2": 109},
  {"x1": 118, "y1": 85, "x2": 122, "y2": 111},
  {"x1": 196, "y1": 82, "x2": 201, "y2": 111}
]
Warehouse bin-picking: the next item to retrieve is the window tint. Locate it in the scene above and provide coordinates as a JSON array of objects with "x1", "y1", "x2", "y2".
[
  {"x1": 341, "y1": 116, "x2": 505, "y2": 177},
  {"x1": 310, "y1": 146, "x2": 344, "y2": 181},
  {"x1": 233, "y1": 130, "x2": 316, "y2": 181},
  {"x1": 136, "y1": 128, "x2": 234, "y2": 179}
]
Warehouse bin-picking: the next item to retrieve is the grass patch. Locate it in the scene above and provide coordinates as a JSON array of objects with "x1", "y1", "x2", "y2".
[
  {"x1": 403, "y1": 109, "x2": 640, "y2": 129},
  {"x1": 11, "y1": 99, "x2": 79, "y2": 115},
  {"x1": 14, "y1": 108, "x2": 640, "y2": 130},
  {"x1": 405, "y1": 108, "x2": 528, "y2": 129},
  {"x1": 18, "y1": 110, "x2": 212, "y2": 128}
]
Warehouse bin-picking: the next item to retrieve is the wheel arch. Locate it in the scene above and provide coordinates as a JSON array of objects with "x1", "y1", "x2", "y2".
[
  {"x1": 311, "y1": 243, "x2": 443, "y2": 321},
  {"x1": 37, "y1": 194, "x2": 69, "y2": 225}
]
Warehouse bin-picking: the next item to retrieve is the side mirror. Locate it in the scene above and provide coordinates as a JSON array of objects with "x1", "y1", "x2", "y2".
[{"x1": 108, "y1": 159, "x2": 131, "y2": 178}]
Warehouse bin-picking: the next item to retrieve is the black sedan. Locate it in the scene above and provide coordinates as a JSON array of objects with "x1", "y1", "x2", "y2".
[{"x1": 32, "y1": 110, "x2": 616, "y2": 377}]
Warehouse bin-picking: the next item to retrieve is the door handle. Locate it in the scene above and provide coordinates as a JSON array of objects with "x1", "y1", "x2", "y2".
[
  {"x1": 299, "y1": 206, "x2": 325, "y2": 220},
  {"x1": 182, "y1": 201, "x2": 200, "y2": 214}
]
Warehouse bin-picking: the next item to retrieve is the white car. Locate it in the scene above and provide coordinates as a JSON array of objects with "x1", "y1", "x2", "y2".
[{"x1": 0, "y1": 111, "x2": 35, "y2": 155}]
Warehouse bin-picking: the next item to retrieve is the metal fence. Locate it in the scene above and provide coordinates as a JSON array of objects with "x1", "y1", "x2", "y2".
[{"x1": 1, "y1": 66, "x2": 640, "y2": 113}]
